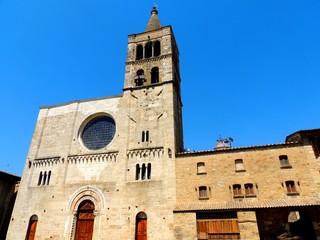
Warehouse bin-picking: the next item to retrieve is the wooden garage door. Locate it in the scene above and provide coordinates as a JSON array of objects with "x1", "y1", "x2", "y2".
[
  {"x1": 197, "y1": 219, "x2": 240, "y2": 239},
  {"x1": 75, "y1": 200, "x2": 95, "y2": 240}
]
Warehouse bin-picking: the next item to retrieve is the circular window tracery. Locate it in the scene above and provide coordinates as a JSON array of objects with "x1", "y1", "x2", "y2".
[{"x1": 81, "y1": 116, "x2": 116, "y2": 150}]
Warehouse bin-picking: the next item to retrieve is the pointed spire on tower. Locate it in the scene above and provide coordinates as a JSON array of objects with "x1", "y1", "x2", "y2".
[{"x1": 145, "y1": 4, "x2": 161, "y2": 32}]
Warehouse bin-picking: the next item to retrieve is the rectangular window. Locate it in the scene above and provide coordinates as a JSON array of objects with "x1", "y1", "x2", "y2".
[
  {"x1": 279, "y1": 155, "x2": 291, "y2": 168},
  {"x1": 232, "y1": 184, "x2": 243, "y2": 197},
  {"x1": 285, "y1": 181, "x2": 299, "y2": 195},
  {"x1": 199, "y1": 186, "x2": 209, "y2": 200},
  {"x1": 197, "y1": 162, "x2": 206, "y2": 175},
  {"x1": 244, "y1": 183, "x2": 256, "y2": 197},
  {"x1": 235, "y1": 159, "x2": 245, "y2": 172}
]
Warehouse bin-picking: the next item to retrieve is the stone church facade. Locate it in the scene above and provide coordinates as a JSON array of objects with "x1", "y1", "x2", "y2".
[{"x1": 6, "y1": 7, "x2": 320, "y2": 240}]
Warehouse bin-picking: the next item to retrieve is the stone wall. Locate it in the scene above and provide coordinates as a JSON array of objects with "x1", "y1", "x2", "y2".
[{"x1": 174, "y1": 142, "x2": 320, "y2": 238}]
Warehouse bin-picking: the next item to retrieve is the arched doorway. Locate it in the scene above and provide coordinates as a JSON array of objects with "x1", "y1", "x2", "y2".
[
  {"x1": 75, "y1": 200, "x2": 95, "y2": 240},
  {"x1": 25, "y1": 215, "x2": 38, "y2": 240},
  {"x1": 135, "y1": 212, "x2": 147, "y2": 240}
]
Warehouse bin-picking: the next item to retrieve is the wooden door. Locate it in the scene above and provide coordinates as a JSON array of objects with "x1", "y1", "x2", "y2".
[
  {"x1": 136, "y1": 218, "x2": 147, "y2": 240},
  {"x1": 197, "y1": 219, "x2": 240, "y2": 239},
  {"x1": 26, "y1": 219, "x2": 38, "y2": 240},
  {"x1": 75, "y1": 201, "x2": 95, "y2": 240}
]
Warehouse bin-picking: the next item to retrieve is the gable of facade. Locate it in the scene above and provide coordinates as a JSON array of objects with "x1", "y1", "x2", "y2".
[{"x1": 7, "y1": 7, "x2": 182, "y2": 240}]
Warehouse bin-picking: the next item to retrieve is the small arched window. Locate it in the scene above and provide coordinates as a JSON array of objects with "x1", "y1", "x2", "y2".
[
  {"x1": 136, "y1": 44, "x2": 143, "y2": 60},
  {"x1": 25, "y1": 215, "x2": 38, "y2": 240},
  {"x1": 137, "y1": 69, "x2": 144, "y2": 77},
  {"x1": 135, "y1": 69, "x2": 145, "y2": 86},
  {"x1": 145, "y1": 42, "x2": 152, "y2": 58},
  {"x1": 151, "y1": 67, "x2": 159, "y2": 84},
  {"x1": 154, "y1": 40, "x2": 161, "y2": 56}
]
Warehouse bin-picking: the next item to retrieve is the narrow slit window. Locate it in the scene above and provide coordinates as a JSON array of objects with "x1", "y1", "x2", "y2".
[
  {"x1": 136, "y1": 164, "x2": 140, "y2": 180},
  {"x1": 38, "y1": 172, "x2": 43, "y2": 186},
  {"x1": 47, "y1": 171, "x2": 51, "y2": 185},
  {"x1": 147, "y1": 163, "x2": 151, "y2": 179},
  {"x1": 141, "y1": 164, "x2": 146, "y2": 180},
  {"x1": 142, "y1": 131, "x2": 145, "y2": 142},
  {"x1": 42, "y1": 172, "x2": 47, "y2": 186}
]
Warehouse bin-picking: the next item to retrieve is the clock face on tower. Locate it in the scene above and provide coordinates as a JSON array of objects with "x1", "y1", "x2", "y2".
[{"x1": 80, "y1": 115, "x2": 116, "y2": 150}]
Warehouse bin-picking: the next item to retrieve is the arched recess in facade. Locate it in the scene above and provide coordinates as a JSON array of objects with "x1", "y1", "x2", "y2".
[{"x1": 66, "y1": 186, "x2": 106, "y2": 240}]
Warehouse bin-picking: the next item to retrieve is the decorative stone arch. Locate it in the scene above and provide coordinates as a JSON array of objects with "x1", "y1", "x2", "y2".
[
  {"x1": 67, "y1": 186, "x2": 105, "y2": 240},
  {"x1": 68, "y1": 186, "x2": 105, "y2": 213}
]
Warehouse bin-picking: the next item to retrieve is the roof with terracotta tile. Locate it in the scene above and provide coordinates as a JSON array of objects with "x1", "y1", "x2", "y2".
[
  {"x1": 176, "y1": 141, "x2": 300, "y2": 157},
  {"x1": 174, "y1": 198, "x2": 320, "y2": 212}
]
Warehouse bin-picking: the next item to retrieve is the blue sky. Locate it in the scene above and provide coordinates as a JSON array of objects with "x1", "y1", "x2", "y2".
[{"x1": 1, "y1": 0, "x2": 319, "y2": 176}]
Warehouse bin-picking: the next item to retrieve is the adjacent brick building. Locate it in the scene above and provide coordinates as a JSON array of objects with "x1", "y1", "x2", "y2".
[
  {"x1": 6, "y1": 7, "x2": 320, "y2": 240},
  {"x1": 0, "y1": 171, "x2": 20, "y2": 239},
  {"x1": 174, "y1": 130, "x2": 320, "y2": 239}
]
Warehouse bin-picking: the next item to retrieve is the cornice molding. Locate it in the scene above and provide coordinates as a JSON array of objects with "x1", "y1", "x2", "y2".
[
  {"x1": 33, "y1": 157, "x2": 61, "y2": 167},
  {"x1": 67, "y1": 152, "x2": 119, "y2": 164},
  {"x1": 126, "y1": 54, "x2": 172, "y2": 66},
  {"x1": 127, "y1": 147, "x2": 164, "y2": 158}
]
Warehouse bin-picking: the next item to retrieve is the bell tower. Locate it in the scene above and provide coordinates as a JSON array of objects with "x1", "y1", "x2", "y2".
[
  {"x1": 120, "y1": 9, "x2": 183, "y2": 237},
  {"x1": 123, "y1": 6, "x2": 183, "y2": 153}
]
